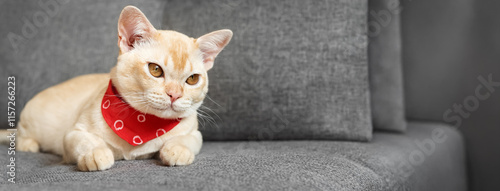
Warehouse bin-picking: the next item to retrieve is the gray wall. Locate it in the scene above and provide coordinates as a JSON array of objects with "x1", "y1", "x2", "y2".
[{"x1": 401, "y1": 0, "x2": 500, "y2": 190}]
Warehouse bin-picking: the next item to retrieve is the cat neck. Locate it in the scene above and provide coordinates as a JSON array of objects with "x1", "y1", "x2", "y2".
[{"x1": 101, "y1": 80, "x2": 181, "y2": 146}]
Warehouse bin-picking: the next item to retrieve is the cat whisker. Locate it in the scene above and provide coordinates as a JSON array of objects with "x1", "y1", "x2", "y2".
[
  {"x1": 196, "y1": 106, "x2": 219, "y2": 129},
  {"x1": 205, "y1": 95, "x2": 222, "y2": 108},
  {"x1": 200, "y1": 105, "x2": 222, "y2": 121},
  {"x1": 197, "y1": 112, "x2": 215, "y2": 129}
]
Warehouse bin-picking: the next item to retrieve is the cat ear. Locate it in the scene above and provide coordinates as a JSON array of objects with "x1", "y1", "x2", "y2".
[
  {"x1": 196, "y1": 29, "x2": 233, "y2": 71},
  {"x1": 117, "y1": 6, "x2": 156, "y2": 54}
]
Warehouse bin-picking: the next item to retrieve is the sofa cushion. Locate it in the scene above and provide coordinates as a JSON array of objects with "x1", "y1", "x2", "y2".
[
  {"x1": 0, "y1": 121, "x2": 466, "y2": 190},
  {"x1": 164, "y1": 0, "x2": 372, "y2": 141},
  {"x1": 368, "y1": 0, "x2": 407, "y2": 132},
  {"x1": 0, "y1": 1, "x2": 164, "y2": 128}
]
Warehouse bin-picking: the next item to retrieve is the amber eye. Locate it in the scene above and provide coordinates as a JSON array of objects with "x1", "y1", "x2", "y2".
[
  {"x1": 148, "y1": 63, "x2": 163, "y2": 77},
  {"x1": 186, "y1": 74, "x2": 200, "y2": 85}
]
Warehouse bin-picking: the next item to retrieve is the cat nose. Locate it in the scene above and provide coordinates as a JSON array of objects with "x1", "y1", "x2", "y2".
[{"x1": 166, "y1": 91, "x2": 182, "y2": 103}]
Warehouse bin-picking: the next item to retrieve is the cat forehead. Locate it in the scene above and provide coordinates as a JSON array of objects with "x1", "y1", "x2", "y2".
[
  {"x1": 151, "y1": 30, "x2": 201, "y2": 72},
  {"x1": 154, "y1": 30, "x2": 196, "y2": 49}
]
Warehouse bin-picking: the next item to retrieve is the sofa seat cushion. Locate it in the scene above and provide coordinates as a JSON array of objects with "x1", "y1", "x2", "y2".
[{"x1": 0, "y1": 121, "x2": 466, "y2": 190}]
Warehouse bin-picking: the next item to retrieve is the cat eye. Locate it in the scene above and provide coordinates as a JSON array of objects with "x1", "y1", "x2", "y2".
[
  {"x1": 148, "y1": 63, "x2": 163, "y2": 77},
  {"x1": 186, "y1": 74, "x2": 200, "y2": 85}
]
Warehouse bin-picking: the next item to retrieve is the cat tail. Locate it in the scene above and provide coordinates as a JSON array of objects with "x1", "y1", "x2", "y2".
[{"x1": 0, "y1": 129, "x2": 14, "y2": 145}]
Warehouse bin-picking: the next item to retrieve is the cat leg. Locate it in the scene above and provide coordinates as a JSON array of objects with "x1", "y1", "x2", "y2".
[
  {"x1": 17, "y1": 137, "x2": 40, "y2": 152},
  {"x1": 159, "y1": 130, "x2": 202, "y2": 166},
  {"x1": 16, "y1": 123, "x2": 40, "y2": 152},
  {"x1": 63, "y1": 129, "x2": 114, "y2": 171}
]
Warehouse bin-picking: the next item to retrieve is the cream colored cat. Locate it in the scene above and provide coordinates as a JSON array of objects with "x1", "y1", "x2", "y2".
[{"x1": 13, "y1": 6, "x2": 232, "y2": 171}]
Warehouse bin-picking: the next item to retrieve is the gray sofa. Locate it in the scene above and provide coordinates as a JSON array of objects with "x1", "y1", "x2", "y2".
[
  {"x1": 0, "y1": 0, "x2": 472, "y2": 190},
  {"x1": 1, "y1": 122, "x2": 466, "y2": 190}
]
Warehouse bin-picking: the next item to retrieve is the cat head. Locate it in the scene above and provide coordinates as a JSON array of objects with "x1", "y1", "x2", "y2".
[{"x1": 110, "y1": 6, "x2": 232, "y2": 119}]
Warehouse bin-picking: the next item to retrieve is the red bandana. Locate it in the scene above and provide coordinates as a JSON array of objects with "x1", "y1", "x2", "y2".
[{"x1": 101, "y1": 80, "x2": 180, "y2": 146}]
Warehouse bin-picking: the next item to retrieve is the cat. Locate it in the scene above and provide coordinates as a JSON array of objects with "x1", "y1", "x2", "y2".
[{"x1": 10, "y1": 5, "x2": 232, "y2": 171}]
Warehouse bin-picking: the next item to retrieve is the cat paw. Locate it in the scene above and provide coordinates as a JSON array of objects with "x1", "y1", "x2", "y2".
[
  {"x1": 17, "y1": 137, "x2": 39, "y2": 152},
  {"x1": 77, "y1": 147, "x2": 114, "y2": 171},
  {"x1": 159, "y1": 144, "x2": 194, "y2": 166}
]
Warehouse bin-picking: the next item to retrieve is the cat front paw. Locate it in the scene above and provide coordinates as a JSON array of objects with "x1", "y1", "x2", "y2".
[
  {"x1": 159, "y1": 144, "x2": 195, "y2": 166},
  {"x1": 77, "y1": 147, "x2": 114, "y2": 171}
]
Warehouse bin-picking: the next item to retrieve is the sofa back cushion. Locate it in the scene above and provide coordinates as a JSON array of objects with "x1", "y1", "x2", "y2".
[
  {"x1": 165, "y1": 0, "x2": 372, "y2": 141},
  {"x1": 0, "y1": 1, "x2": 373, "y2": 142},
  {"x1": 0, "y1": 1, "x2": 164, "y2": 128}
]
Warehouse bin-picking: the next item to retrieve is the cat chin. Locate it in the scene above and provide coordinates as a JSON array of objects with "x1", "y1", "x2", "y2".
[
  {"x1": 146, "y1": 109, "x2": 181, "y2": 119},
  {"x1": 128, "y1": 101, "x2": 198, "y2": 119},
  {"x1": 145, "y1": 107, "x2": 195, "y2": 119}
]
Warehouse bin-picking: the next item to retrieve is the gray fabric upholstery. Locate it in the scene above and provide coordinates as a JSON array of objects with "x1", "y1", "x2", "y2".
[
  {"x1": 0, "y1": 121, "x2": 466, "y2": 190},
  {"x1": 401, "y1": 1, "x2": 500, "y2": 190},
  {"x1": 368, "y1": 0, "x2": 406, "y2": 132},
  {"x1": 0, "y1": 1, "x2": 471, "y2": 190},
  {"x1": 0, "y1": 0, "x2": 165, "y2": 129},
  {"x1": 1, "y1": 0, "x2": 372, "y2": 141},
  {"x1": 164, "y1": 0, "x2": 372, "y2": 141}
]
